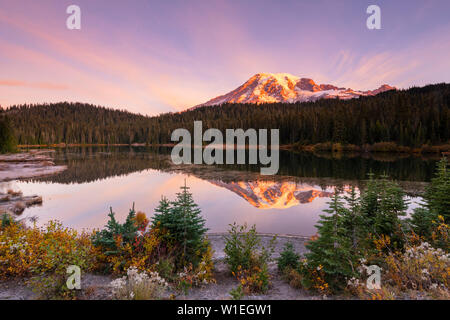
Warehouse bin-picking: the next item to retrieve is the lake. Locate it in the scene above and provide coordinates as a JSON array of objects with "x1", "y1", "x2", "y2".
[{"x1": 0, "y1": 147, "x2": 439, "y2": 236}]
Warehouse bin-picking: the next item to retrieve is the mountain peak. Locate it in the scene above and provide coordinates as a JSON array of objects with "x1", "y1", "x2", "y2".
[{"x1": 195, "y1": 73, "x2": 396, "y2": 108}]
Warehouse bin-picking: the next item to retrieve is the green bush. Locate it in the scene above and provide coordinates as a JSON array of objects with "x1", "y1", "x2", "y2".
[
  {"x1": 277, "y1": 242, "x2": 300, "y2": 273},
  {"x1": 0, "y1": 213, "x2": 14, "y2": 228},
  {"x1": 229, "y1": 284, "x2": 244, "y2": 300},
  {"x1": 224, "y1": 223, "x2": 275, "y2": 275},
  {"x1": 224, "y1": 223, "x2": 275, "y2": 294}
]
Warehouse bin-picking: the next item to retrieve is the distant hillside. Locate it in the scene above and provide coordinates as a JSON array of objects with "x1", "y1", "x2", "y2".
[
  {"x1": 7, "y1": 102, "x2": 152, "y2": 145},
  {"x1": 6, "y1": 83, "x2": 450, "y2": 148}
]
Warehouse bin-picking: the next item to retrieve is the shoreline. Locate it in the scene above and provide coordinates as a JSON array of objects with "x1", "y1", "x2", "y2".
[
  {"x1": 0, "y1": 234, "x2": 314, "y2": 300},
  {"x1": 0, "y1": 149, "x2": 67, "y2": 182},
  {"x1": 17, "y1": 142, "x2": 450, "y2": 157},
  {"x1": 0, "y1": 150, "x2": 67, "y2": 217}
]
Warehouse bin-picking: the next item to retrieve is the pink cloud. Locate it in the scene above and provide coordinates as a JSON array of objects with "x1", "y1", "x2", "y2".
[{"x1": 0, "y1": 79, "x2": 68, "y2": 90}]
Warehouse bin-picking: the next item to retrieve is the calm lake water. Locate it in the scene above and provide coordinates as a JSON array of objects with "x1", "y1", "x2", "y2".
[{"x1": 1, "y1": 147, "x2": 439, "y2": 236}]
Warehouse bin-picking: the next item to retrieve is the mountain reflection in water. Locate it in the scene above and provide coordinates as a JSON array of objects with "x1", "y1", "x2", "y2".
[{"x1": 3, "y1": 147, "x2": 436, "y2": 235}]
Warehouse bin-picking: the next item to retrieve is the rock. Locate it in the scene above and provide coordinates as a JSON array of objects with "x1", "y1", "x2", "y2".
[{"x1": 0, "y1": 192, "x2": 43, "y2": 216}]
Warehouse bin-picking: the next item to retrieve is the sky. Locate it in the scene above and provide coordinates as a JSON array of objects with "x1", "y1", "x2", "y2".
[{"x1": 0, "y1": 0, "x2": 449, "y2": 115}]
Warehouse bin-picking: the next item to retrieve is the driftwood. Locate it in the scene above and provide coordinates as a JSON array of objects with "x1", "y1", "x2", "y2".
[{"x1": 0, "y1": 190, "x2": 42, "y2": 215}]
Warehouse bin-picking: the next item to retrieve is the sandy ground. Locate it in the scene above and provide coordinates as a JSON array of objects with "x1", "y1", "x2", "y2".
[
  {"x1": 0, "y1": 234, "x2": 321, "y2": 300},
  {"x1": 178, "y1": 234, "x2": 320, "y2": 300}
]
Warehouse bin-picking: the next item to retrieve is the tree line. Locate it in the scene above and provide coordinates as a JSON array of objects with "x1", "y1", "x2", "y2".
[
  {"x1": 0, "y1": 111, "x2": 17, "y2": 153},
  {"x1": 4, "y1": 83, "x2": 450, "y2": 148}
]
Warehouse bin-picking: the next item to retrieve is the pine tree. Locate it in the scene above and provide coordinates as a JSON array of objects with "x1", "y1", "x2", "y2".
[
  {"x1": 360, "y1": 175, "x2": 407, "y2": 249},
  {"x1": 375, "y1": 178, "x2": 407, "y2": 235},
  {"x1": 151, "y1": 182, "x2": 208, "y2": 267},
  {"x1": 424, "y1": 157, "x2": 450, "y2": 223},
  {"x1": 305, "y1": 191, "x2": 356, "y2": 290},
  {"x1": 92, "y1": 204, "x2": 138, "y2": 255},
  {"x1": 410, "y1": 207, "x2": 436, "y2": 238},
  {"x1": 359, "y1": 173, "x2": 380, "y2": 225},
  {"x1": 342, "y1": 186, "x2": 361, "y2": 251},
  {"x1": 410, "y1": 157, "x2": 450, "y2": 237}
]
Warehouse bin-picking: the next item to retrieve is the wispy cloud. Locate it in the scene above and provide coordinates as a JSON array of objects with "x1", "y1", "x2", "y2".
[
  {"x1": 0, "y1": 0, "x2": 449, "y2": 113},
  {"x1": 0, "y1": 79, "x2": 68, "y2": 90}
]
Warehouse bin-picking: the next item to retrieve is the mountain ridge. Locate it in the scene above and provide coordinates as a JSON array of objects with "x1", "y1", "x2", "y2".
[{"x1": 195, "y1": 73, "x2": 396, "y2": 108}]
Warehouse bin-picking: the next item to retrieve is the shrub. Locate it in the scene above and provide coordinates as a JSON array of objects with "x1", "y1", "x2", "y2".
[
  {"x1": 224, "y1": 223, "x2": 275, "y2": 274},
  {"x1": 233, "y1": 264, "x2": 271, "y2": 294},
  {"x1": 0, "y1": 213, "x2": 14, "y2": 228},
  {"x1": 224, "y1": 223, "x2": 275, "y2": 294},
  {"x1": 295, "y1": 260, "x2": 330, "y2": 295},
  {"x1": 177, "y1": 244, "x2": 216, "y2": 295},
  {"x1": 229, "y1": 284, "x2": 245, "y2": 300},
  {"x1": 348, "y1": 241, "x2": 450, "y2": 300},
  {"x1": 430, "y1": 216, "x2": 449, "y2": 252},
  {"x1": 110, "y1": 267, "x2": 168, "y2": 300},
  {"x1": 384, "y1": 242, "x2": 449, "y2": 294},
  {"x1": 0, "y1": 220, "x2": 95, "y2": 299},
  {"x1": 286, "y1": 268, "x2": 304, "y2": 289},
  {"x1": 277, "y1": 242, "x2": 300, "y2": 273},
  {"x1": 92, "y1": 216, "x2": 167, "y2": 275},
  {"x1": 0, "y1": 220, "x2": 95, "y2": 279},
  {"x1": 155, "y1": 257, "x2": 176, "y2": 282}
]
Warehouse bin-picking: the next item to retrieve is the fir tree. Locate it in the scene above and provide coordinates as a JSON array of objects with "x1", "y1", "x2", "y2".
[
  {"x1": 151, "y1": 182, "x2": 208, "y2": 267},
  {"x1": 342, "y1": 186, "x2": 362, "y2": 251},
  {"x1": 424, "y1": 157, "x2": 450, "y2": 223},
  {"x1": 410, "y1": 157, "x2": 450, "y2": 237},
  {"x1": 410, "y1": 207, "x2": 436, "y2": 239},
  {"x1": 359, "y1": 173, "x2": 379, "y2": 224},
  {"x1": 305, "y1": 191, "x2": 356, "y2": 290},
  {"x1": 92, "y1": 204, "x2": 138, "y2": 255},
  {"x1": 359, "y1": 175, "x2": 407, "y2": 248},
  {"x1": 374, "y1": 178, "x2": 407, "y2": 242}
]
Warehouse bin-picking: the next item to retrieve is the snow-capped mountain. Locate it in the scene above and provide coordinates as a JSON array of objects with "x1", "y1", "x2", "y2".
[
  {"x1": 209, "y1": 180, "x2": 333, "y2": 209},
  {"x1": 196, "y1": 73, "x2": 396, "y2": 107}
]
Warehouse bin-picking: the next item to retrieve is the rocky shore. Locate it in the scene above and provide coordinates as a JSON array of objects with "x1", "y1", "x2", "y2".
[
  {"x1": 0, "y1": 149, "x2": 66, "y2": 181},
  {"x1": 0, "y1": 149, "x2": 67, "y2": 217},
  {"x1": 0, "y1": 190, "x2": 42, "y2": 215}
]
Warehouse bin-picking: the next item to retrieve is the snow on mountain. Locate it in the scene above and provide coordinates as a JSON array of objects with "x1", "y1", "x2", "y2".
[
  {"x1": 209, "y1": 180, "x2": 333, "y2": 209},
  {"x1": 195, "y1": 73, "x2": 396, "y2": 108}
]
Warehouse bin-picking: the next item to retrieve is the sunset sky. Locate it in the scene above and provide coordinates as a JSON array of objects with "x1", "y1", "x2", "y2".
[{"x1": 1, "y1": 0, "x2": 449, "y2": 115}]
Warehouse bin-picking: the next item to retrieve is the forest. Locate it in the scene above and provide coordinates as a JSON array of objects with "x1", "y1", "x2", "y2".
[{"x1": 4, "y1": 83, "x2": 450, "y2": 149}]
